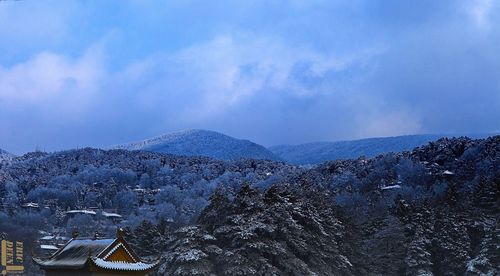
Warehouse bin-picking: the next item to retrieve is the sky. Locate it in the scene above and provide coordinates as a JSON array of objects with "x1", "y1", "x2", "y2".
[{"x1": 0, "y1": 0, "x2": 499, "y2": 154}]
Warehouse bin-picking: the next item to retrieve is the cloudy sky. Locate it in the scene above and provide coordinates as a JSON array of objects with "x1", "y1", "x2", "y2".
[{"x1": 0, "y1": 0, "x2": 499, "y2": 154}]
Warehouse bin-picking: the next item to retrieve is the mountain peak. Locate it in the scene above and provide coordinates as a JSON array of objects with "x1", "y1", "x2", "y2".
[{"x1": 114, "y1": 129, "x2": 279, "y2": 161}]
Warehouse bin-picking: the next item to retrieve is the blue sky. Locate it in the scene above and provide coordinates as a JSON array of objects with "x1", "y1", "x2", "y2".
[{"x1": 0, "y1": 0, "x2": 499, "y2": 154}]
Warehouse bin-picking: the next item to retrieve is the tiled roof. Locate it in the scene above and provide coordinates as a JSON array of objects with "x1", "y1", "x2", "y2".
[
  {"x1": 33, "y1": 236, "x2": 159, "y2": 272},
  {"x1": 34, "y1": 238, "x2": 115, "y2": 269}
]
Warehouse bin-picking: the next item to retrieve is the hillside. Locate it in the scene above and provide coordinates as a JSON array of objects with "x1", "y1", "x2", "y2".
[
  {"x1": 1, "y1": 136, "x2": 498, "y2": 275},
  {"x1": 115, "y1": 129, "x2": 280, "y2": 161},
  {"x1": 270, "y1": 134, "x2": 495, "y2": 165},
  {"x1": 160, "y1": 136, "x2": 500, "y2": 275},
  {"x1": 0, "y1": 148, "x2": 14, "y2": 164},
  {"x1": 0, "y1": 148, "x2": 298, "y2": 274}
]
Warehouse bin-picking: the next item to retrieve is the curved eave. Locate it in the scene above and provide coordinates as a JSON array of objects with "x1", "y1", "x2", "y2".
[{"x1": 90, "y1": 258, "x2": 160, "y2": 272}]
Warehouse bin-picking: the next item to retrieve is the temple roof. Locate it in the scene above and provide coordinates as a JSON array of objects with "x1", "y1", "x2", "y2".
[
  {"x1": 33, "y1": 232, "x2": 159, "y2": 272},
  {"x1": 34, "y1": 238, "x2": 114, "y2": 269}
]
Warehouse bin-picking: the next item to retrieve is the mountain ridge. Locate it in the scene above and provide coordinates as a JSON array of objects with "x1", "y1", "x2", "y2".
[
  {"x1": 270, "y1": 133, "x2": 497, "y2": 165},
  {"x1": 114, "y1": 129, "x2": 280, "y2": 161}
]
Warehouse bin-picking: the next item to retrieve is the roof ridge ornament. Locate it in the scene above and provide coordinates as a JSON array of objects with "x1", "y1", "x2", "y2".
[{"x1": 116, "y1": 228, "x2": 126, "y2": 239}]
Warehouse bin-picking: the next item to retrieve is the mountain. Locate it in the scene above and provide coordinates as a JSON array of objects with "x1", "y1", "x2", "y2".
[
  {"x1": 1, "y1": 136, "x2": 498, "y2": 275},
  {"x1": 270, "y1": 134, "x2": 496, "y2": 165},
  {"x1": 114, "y1": 129, "x2": 280, "y2": 161},
  {"x1": 159, "y1": 136, "x2": 500, "y2": 275},
  {"x1": 0, "y1": 147, "x2": 297, "y2": 274}
]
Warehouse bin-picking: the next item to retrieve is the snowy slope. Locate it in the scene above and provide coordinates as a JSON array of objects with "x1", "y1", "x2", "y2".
[
  {"x1": 115, "y1": 129, "x2": 280, "y2": 161},
  {"x1": 0, "y1": 148, "x2": 14, "y2": 163}
]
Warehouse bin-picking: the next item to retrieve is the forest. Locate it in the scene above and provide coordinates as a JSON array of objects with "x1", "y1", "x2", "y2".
[{"x1": 0, "y1": 136, "x2": 498, "y2": 275}]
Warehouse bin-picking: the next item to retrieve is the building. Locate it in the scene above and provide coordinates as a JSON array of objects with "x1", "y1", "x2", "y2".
[{"x1": 33, "y1": 229, "x2": 159, "y2": 276}]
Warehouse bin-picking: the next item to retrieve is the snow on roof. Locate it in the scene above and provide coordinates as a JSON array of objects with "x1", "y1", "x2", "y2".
[
  {"x1": 34, "y1": 238, "x2": 115, "y2": 269},
  {"x1": 102, "y1": 211, "x2": 122, "y2": 218},
  {"x1": 442, "y1": 170, "x2": 455, "y2": 175},
  {"x1": 66, "y1": 210, "x2": 97, "y2": 215},
  {"x1": 381, "y1": 185, "x2": 402, "y2": 190},
  {"x1": 102, "y1": 243, "x2": 137, "y2": 262},
  {"x1": 91, "y1": 258, "x2": 159, "y2": 271},
  {"x1": 40, "y1": 236, "x2": 55, "y2": 240},
  {"x1": 35, "y1": 231, "x2": 158, "y2": 272},
  {"x1": 40, "y1": 245, "x2": 59, "y2": 250},
  {"x1": 22, "y1": 202, "x2": 39, "y2": 208}
]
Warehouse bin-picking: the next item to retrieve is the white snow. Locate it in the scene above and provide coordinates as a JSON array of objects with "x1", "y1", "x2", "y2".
[
  {"x1": 442, "y1": 170, "x2": 455, "y2": 175},
  {"x1": 177, "y1": 249, "x2": 208, "y2": 262},
  {"x1": 92, "y1": 258, "x2": 158, "y2": 271},
  {"x1": 66, "y1": 209, "x2": 97, "y2": 215},
  {"x1": 40, "y1": 244, "x2": 58, "y2": 250},
  {"x1": 0, "y1": 149, "x2": 14, "y2": 163},
  {"x1": 22, "y1": 202, "x2": 39, "y2": 208},
  {"x1": 381, "y1": 185, "x2": 401, "y2": 190},
  {"x1": 202, "y1": 234, "x2": 216, "y2": 241},
  {"x1": 102, "y1": 211, "x2": 123, "y2": 218},
  {"x1": 102, "y1": 243, "x2": 137, "y2": 262}
]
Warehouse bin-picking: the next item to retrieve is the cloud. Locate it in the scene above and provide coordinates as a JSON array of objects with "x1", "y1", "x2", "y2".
[
  {"x1": 169, "y1": 35, "x2": 354, "y2": 115},
  {"x1": 0, "y1": 0, "x2": 80, "y2": 65},
  {"x1": 356, "y1": 109, "x2": 422, "y2": 138},
  {"x1": 0, "y1": 47, "x2": 104, "y2": 108},
  {"x1": 0, "y1": 44, "x2": 108, "y2": 153},
  {"x1": 468, "y1": 0, "x2": 494, "y2": 29},
  {"x1": 111, "y1": 33, "x2": 374, "y2": 123},
  {"x1": 0, "y1": 0, "x2": 499, "y2": 153}
]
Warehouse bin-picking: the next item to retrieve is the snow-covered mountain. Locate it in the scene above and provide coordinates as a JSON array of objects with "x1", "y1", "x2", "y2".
[
  {"x1": 115, "y1": 129, "x2": 280, "y2": 161},
  {"x1": 270, "y1": 134, "x2": 496, "y2": 165},
  {"x1": 2, "y1": 136, "x2": 499, "y2": 275}
]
